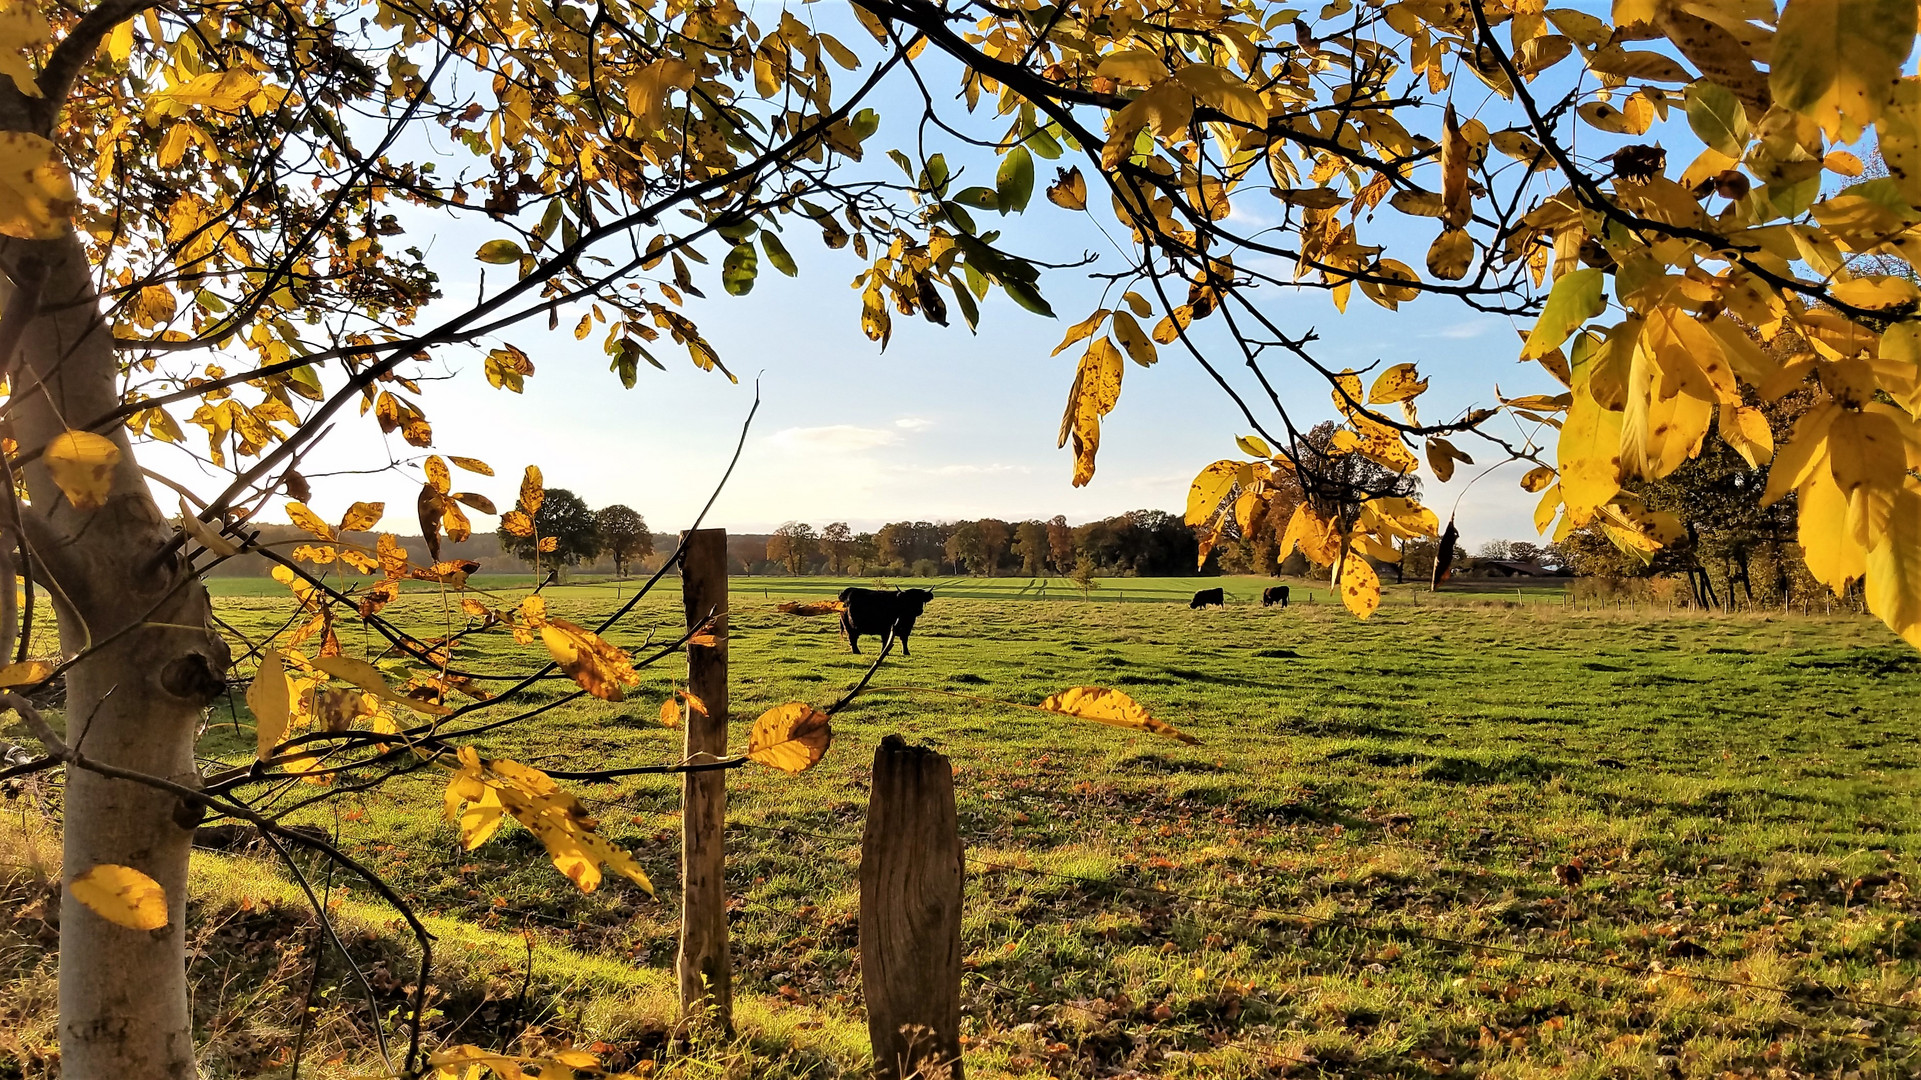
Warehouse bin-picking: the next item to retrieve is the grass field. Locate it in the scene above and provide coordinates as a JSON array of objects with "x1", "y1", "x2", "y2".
[{"x1": 7, "y1": 574, "x2": 1921, "y2": 1078}]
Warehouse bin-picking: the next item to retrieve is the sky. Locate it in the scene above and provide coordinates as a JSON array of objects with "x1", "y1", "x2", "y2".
[{"x1": 144, "y1": 15, "x2": 1590, "y2": 550}]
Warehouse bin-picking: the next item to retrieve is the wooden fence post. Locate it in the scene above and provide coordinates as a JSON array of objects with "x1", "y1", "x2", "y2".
[
  {"x1": 861, "y1": 735, "x2": 965, "y2": 1080},
  {"x1": 678, "y1": 528, "x2": 732, "y2": 1029}
]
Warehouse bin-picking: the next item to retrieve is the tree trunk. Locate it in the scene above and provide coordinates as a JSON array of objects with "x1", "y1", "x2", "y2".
[{"x1": 7, "y1": 230, "x2": 230, "y2": 1078}]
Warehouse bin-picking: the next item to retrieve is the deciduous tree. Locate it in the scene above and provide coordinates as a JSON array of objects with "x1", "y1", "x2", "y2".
[
  {"x1": 498, "y1": 488, "x2": 600, "y2": 568},
  {"x1": 593, "y1": 504, "x2": 653, "y2": 578},
  {"x1": 821, "y1": 521, "x2": 854, "y2": 574},
  {"x1": 767, "y1": 521, "x2": 819, "y2": 575}
]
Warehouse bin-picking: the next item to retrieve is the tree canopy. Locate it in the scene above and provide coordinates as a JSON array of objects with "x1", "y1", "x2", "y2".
[
  {"x1": 593, "y1": 503, "x2": 654, "y2": 576},
  {"x1": 498, "y1": 487, "x2": 601, "y2": 566}
]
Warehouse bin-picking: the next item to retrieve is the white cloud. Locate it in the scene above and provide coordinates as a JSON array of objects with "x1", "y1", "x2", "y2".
[
  {"x1": 894, "y1": 416, "x2": 934, "y2": 431},
  {"x1": 910, "y1": 462, "x2": 1028, "y2": 477},
  {"x1": 765, "y1": 424, "x2": 900, "y2": 453},
  {"x1": 1430, "y1": 320, "x2": 1495, "y2": 340}
]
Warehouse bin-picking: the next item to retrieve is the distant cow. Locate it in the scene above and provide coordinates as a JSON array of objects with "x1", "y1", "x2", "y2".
[
  {"x1": 1189, "y1": 587, "x2": 1226, "y2": 609},
  {"x1": 838, "y1": 587, "x2": 934, "y2": 656},
  {"x1": 1262, "y1": 585, "x2": 1290, "y2": 607}
]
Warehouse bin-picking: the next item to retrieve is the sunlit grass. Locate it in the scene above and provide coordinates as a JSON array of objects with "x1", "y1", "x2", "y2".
[{"x1": 8, "y1": 578, "x2": 1921, "y2": 1077}]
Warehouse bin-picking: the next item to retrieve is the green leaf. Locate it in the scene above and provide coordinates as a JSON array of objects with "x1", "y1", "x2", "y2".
[
  {"x1": 1771, "y1": 0, "x2": 1916, "y2": 141},
  {"x1": 476, "y1": 239, "x2": 523, "y2": 264},
  {"x1": 951, "y1": 186, "x2": 999, "y2": 210},
  {"x1": 722, "y1": 242, "x2": 758, "y2": 296},
  {"x1": 942, "y1": 201, "x2": 979, "y2": 234},
  {"x1": 1522, "y1": 268, "x2": 1605, "y2": 360},
  {"x1": 1002, "y1": 277, "x2": 1055, "y2": 318},
  {"x1": 951, "y1": 277, "x2": 980, "y2": 330},
  {"x1": 761, "y1": 231, "x2": 798, "y2": 276},
  {"x1": 1684, "y1": 81, "x2": 1748, "y2": 157},
  {"x1": 1024, "y1": 125, "x2": 1063, "y2": 159},
  {"x1": 610, "y1": 340, "x2": 639, "y2": 389},
  {"x1": 996, "y1": 146, "x2": 1035, "y2": 214}
]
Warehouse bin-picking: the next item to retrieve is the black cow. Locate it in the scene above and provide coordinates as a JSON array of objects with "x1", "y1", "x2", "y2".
[
  {"x1": 1189, "y1": 587, "x2": 1226, "y2": 609},
  {"x1": 1262, "y1": 585, "x2": 1290, "y2": 607},
  {"x1": 838, "y1": 587, "x2": 933, "y2": 656}
]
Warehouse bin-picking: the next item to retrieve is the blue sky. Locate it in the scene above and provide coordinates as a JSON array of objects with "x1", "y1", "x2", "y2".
[{"x1": 150, "y1": 15, "x2": 1601, "y2": 549}]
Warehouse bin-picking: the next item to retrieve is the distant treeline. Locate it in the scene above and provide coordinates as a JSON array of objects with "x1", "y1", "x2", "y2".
[
  {"x1": 752, "y1": 512, "x2": 1204, "y2": 578},
  {"x1": 200, "y1": 523, "x2": 681, "y2": 578}
]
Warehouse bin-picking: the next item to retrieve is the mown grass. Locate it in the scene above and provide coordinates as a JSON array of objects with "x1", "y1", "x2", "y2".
[{"x1": 8, "y1": 575, "x2": 1921, "y2": 1078}]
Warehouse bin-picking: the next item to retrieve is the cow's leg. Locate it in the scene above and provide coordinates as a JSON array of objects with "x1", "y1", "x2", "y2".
[
  {"x1": 897, "y1": 630, "x2": 910, "y2": 657},
  {"x1": 847, "y1": 629, "x2": 861, "y2": 654}
]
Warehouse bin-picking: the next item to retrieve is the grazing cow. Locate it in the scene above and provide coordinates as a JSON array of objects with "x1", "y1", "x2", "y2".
[
  {"x1": 837, "y1": 587, "x2": 934, "y2": 656},
  {"x1": 1262, "y1": 585, "x2": 1290, "y2": 607},
  {"x1": 1189, "y1": 587, "x2": 1226, "y2": 609}
]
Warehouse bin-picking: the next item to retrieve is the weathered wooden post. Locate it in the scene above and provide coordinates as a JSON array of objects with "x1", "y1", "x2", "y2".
[
  {"x1": 678, "y1": 528, "x2": 732, "y2": 1029},
  {"x1": 861, "y1": 735, "x2": 965, "y2": 1080}
]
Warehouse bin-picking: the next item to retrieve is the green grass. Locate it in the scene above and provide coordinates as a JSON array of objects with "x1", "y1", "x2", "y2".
[{"x1": 10, "y1": 577, "x2": 1921, "y2": 1077}]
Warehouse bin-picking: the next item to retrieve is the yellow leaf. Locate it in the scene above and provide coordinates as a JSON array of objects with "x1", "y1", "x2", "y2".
[
  {"x1": 312, "y1": 654, "x2": 451, "y2": 716},
  {"x1": 458, "y1": 786, "x2": 506, "y2": 850},
  {"x1": 449, "y1": 455, "x2": 494, "y2": 476},
  {"x1": 1825, "y1": 150, "x2": 1866, "y2": 176},
  {"x1": 1719, "y1": 403, "x2": 1775, "y2": 467},
  {"x1": 70, "y1": 864, "x2": 168, "y2": 931},
  {"x1": 1800, "y1": 468, "x2": 1866, "y2": 592},
  {"x1": 178, "y1": 497, "x2": 239, "y2": 557},
  {"x1": 285, "y1": 501, "x2": 336, "y2": 540},
  {"x1": 0, "y1": 660, "x2": 51, "y2": 688},
  {"x1": 1038, "y1": 685, "x2": 1198, "y2": 744},
  {"x1": 0, "y1": 131, "x2": 75, "y2": 239},
  {"x1": 659, "y1": 695, "x2": 681, "y2": 728},
  {"x1": 0, "y1": 5, "x2": 46, "y2": 99},
  {"x1": 1096, "y1": 49, "x2": 1169, "y2": 87},
  {"x1": 520, "y1": 594, "x2": 547, "y2": 627},
  {"x1": 1426, "y1": 226, "x2": 1473, "y2": 280},
  {"x1": 1440, "y1": 104, "x2": 1471, "y2": 227},
  {"x1": 539, "y1": 619, "x2": 639, "y2": 701},
  {"x1": 248, "y1": 649, "x2": 291, "y2": 760},
  {"x1": 1338, "y1": 551, "x2": 1381, "y2": 619},
  {"x1": 1051, "y1": 308, "x2": 1110, "y2": 357},
  {"x1": 1865, "y1": 482, "x2": 1921, "y2": 647},
  {"x1": 1059, "y1": 336, "x2": 1125, "y2": 487},
  {"x1": 1364, "y1": 496, "x2": 1440, "y2": 538},
  {"x1": 1620, "y1": 338, "x2": 1712, "y2": 481},
  {"x1": 502, "y1": 509, "x2": 534, "y2": 537},
  {"x1": 1046, "y1": 166, "x2": 1089, "y2": 210},
  {"x1": 337, "y1": 501, "x2": 384, "y2": 533},
  {"x1": 424, "y1": 455, "x2": 451, "y2": 494},
  {"x1": 746, "y1": 702, "x2": 833, "y2": 773},
  {"x1": 43, "y1": 430, "x2": 120, "y2": 511},
  {"x1": 1558, "y1": 378, "x2": 1625, "y2": 524},
  {"x1": 518, "y1": 465, "x2": 544, "y2": 515},
  {"x1": 1771, "y1": 0, "x2": 1916, "y2": 141},
  {"x1": 107, "y1": 16, "x2": 133, "y2": 63},
  {"x1": 1520, "y1": 465, "x2": 1557, "y2": 492},
  {"x1": 1110, "y1": 311, "x2": 1158, "y2": 367},
  {"x1": 1426, "y1": 436, "x2": 1474, "y2": 482},
  {"x1": 1184, "y1": 459, "x2": 1242, "y2": 526},
  {"x1": 1577, "y1": 97, "x2": 1652, "y2": 135},
  {"x1": 1367, "y1": 363, "x2": 1428, "y2": 404},
  {"x1": 536, "y1": 535, "x2": 558, "y2": 553}
]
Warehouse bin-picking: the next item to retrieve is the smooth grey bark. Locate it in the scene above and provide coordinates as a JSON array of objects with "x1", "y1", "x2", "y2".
[{"x1": 6, "y1": 228, "x2": 229, "y2": 1079}]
